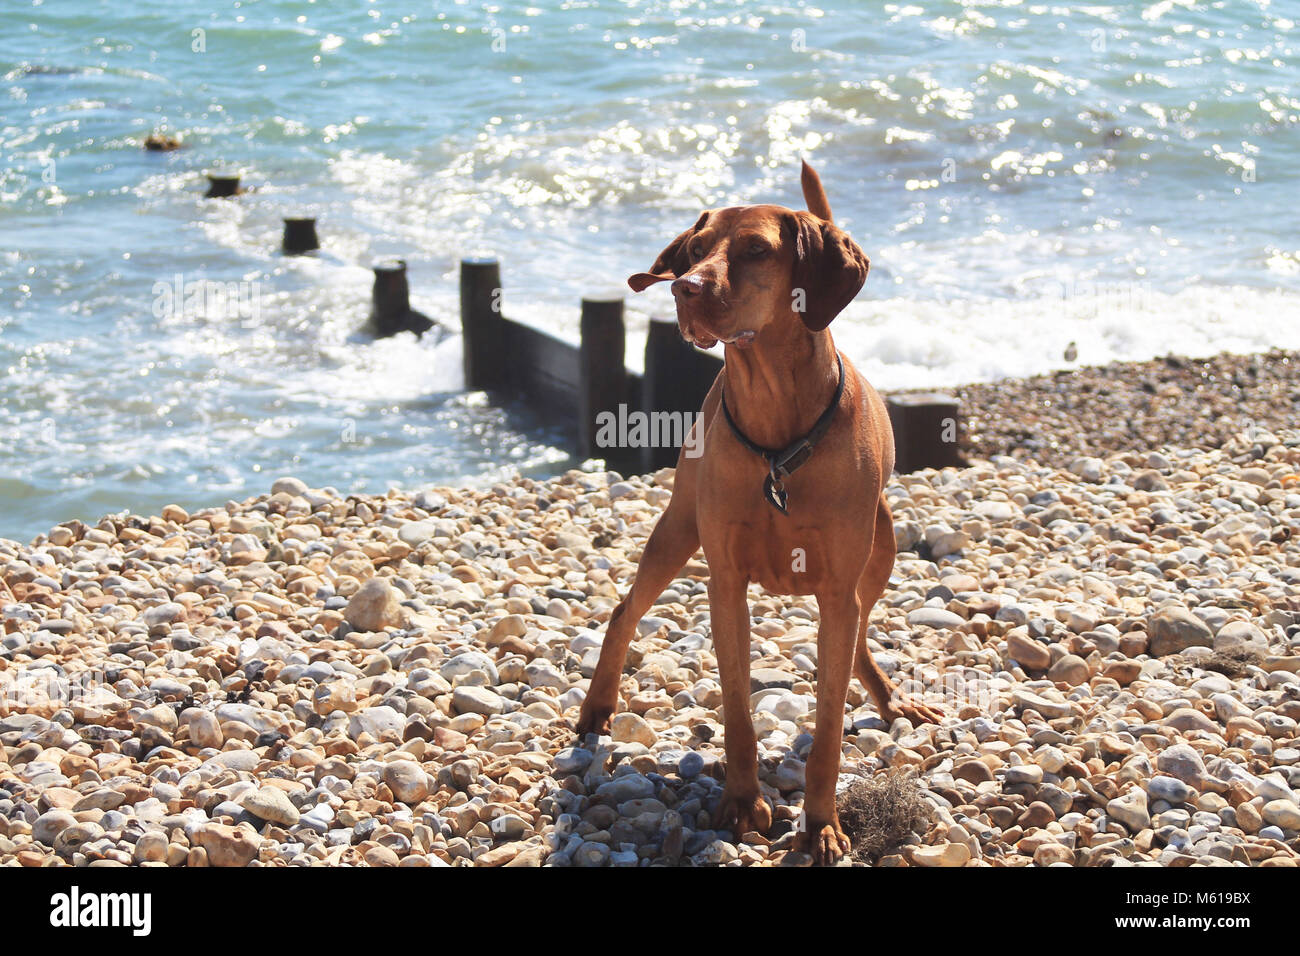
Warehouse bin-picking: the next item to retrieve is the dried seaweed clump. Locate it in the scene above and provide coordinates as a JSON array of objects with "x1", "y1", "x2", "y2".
[
  {"x1": 836, "y1": 770, "x2": 933, "y2": 864},
  {"x1": 1198, "y1": 649, "x2": 1264, "y2": 678}
]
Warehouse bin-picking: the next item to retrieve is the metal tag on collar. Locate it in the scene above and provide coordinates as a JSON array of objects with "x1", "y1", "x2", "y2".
[{"x1": 763, "y1": 467, "x2": 789, "y2": 515}]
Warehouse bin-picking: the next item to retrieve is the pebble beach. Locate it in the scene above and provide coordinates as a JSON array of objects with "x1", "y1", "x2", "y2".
[{"x1": 3, "y1": 352, "x2": 1300, "y2": 868}]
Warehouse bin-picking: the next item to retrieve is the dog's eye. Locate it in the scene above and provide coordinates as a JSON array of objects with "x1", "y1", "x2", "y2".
[
  {"x1": 747, "y1": 242, "x2": 769, "y2": 258},
  {"x1": 688, "y1": 242, "x2": 704, "y2": 261}
]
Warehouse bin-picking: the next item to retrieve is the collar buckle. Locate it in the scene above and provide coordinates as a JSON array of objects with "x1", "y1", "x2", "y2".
[{"x1": 771, "y1": 439, "x2": 814, "y2": 478}]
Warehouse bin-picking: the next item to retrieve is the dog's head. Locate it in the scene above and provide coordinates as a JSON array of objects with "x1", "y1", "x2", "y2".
[{"x1": 628, "y1": 162, "x2": 869, "y2": 349}]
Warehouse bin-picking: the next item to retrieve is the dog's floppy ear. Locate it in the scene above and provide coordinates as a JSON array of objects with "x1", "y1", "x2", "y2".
[
  {"x1": 628, "y1": 211, "x2": 710, "y2": 292},
  {"x1": 787, "y1": 210, "x2": 869, "y2": 331}
]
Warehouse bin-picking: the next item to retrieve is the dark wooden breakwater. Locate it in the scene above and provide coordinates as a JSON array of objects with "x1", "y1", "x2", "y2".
[
  {"x1": 458, "y1": 257, "x2": 963, "y2": 476},
  {"x1": 185, "y1": 162, "x2": 961, "y2": 474}
]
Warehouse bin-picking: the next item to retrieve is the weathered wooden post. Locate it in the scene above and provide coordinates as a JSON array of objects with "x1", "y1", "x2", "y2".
[
  {"x1": 369, "y1": 259, "x2": 434, "y2": 339},
  {"x1": 460, "y1": 257, "x2": 504, "y2": 390},
  {"x1": 204, "y1": 172, "x2": 243, "y2": 198},
  {"x1": 144, "y1": 132, "x2": 181, "y2": 151},
  {"x1": 886, "y1": 393, "x2": 964, "y2": 473},
  {"x1": 282, "y1": 217, "x2": 319, "y2": 254},
  {"x1": 578, "y1": 294, "x2": 627, "y2": 465},
  {"x1": 641, "y1": 316, "x2": 724, "y2": 470}
]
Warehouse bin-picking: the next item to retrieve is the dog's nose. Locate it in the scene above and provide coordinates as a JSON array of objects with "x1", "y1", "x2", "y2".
[{"x1": 671, "y1": 275, "x2": 705, "y2": 299}]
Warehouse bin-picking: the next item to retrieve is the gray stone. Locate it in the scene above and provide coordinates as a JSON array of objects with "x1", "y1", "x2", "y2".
[
  {"x1": 1148, "y1": 606, "x2": 1213, "y2": 657},
  {"x1": 679, "y1": 751, "x2": 705, "y2": 778},
  {"x1": 573, "y1": 841, "x2": 611, "y2": 867},
  {"x1": 242, "y1": 787, "x2": 300, "y2": 826},
  {"x1": 201, "y1": 750, "x2": 261, "y2": 772},
  {"x1": 907, "y1": 607, "x2": 966, "y2": 631},
  {"x1": 1011, "y1": 689, "x2": 1073, "y2": 719},
  {"x1": 440, "y1": 651, "x2": 499, "y2": 686},
  {"x1": 397, "y1": 520, "x2": 440, "y2": 547},
  {"x1": 594, "y1": 774, "x2": 656, "y2": 803},
  {"x1": 1146, "y1": 776, "x2": 1195, "y2": 805},
  {"x1": 347, "y1": 705, "x2": 406, "y2": 742},
  {"x1": 32, "y1": 809, "x2": 77, "y2": 846},
  {"x1": 1157, "y1": 743, "x2": 1207, "y2": 785},
  {"x1": 1107, "y1": 788, "x2": 1151, "y2": 833},
  {"x1": 554, "y1": 747, "x2": 594, "y2": 776},
  {"x1": 141, "y1": 602, "x2": 185, "y2": 632},
  {"x1": 452, "y1": 685, "x2": 507, "y2": 716},
  {"x1": 773, "y1": 756, "x2": 806, "y2": 792},
  {"x1": 1005, "y1": 764, "x2": 1044, "y2": 787},
  {"x1": 1213, "y1": 620, "x2": 1270, "y2": 654},
  {"x1": 214, "y1": 702, "x2": 281, "y2": 736}
]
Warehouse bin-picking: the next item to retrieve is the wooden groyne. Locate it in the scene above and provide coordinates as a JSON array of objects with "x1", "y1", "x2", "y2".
[{"x1": 458, "y1": 258, "x2": 963, "y2": 475}]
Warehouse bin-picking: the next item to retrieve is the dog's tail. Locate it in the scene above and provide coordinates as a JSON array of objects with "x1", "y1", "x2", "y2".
[{"x1": 801, "y1": 160, "x2": 834, "y2": 222}]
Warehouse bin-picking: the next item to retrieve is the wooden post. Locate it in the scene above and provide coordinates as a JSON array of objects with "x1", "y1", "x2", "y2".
[
  {"x1": 578, "y1": 295, "x2": 627, "y2": 463},
  {"x1": 886, "y1": 393, "x2": 964, "y2": 473},
  {"x1": 372, "y1": 259, "x2": 410, "y2": 312},
  {"x1": 144, "y1": 132, "x2": 181, "y2": 151},
  {"x1": 369, "y1": 259, "x2": 433, "y2": 339},
  {"x1": 282, "y1": 217, "x2": 319, "y2": 254},
  {"x1": 204, "y1": 172, "x2": 243, "y2": 198},
  {"x1": 460, "y1": 258, "x2": 503, "y2": 390},
  {"x1": 641, "y1": 316, "x2": 723, "y2": 470}
]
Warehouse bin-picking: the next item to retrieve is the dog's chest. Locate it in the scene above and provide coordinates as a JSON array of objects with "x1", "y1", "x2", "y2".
[
  {"x1": 694, "y1": 409, "x2": 879, "y2": 592},
  {"x1": 702, "y1": 517, "x2": 838, "y2": 595}
]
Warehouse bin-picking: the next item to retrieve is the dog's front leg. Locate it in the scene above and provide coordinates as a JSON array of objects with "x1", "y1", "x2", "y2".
[
  {"x1": 575, "y1": 504, "x2": 699, "y2": 736},
  {"x1": 796, "y1": 589, "x2": 859, "y2": 865},
  {"x1": 709, "y1": 570, "x2": 773, "y2": 840}
]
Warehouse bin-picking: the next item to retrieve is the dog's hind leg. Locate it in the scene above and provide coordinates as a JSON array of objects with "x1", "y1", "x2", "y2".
[{"x1": 853, "y1": 497, "x2": 944, "y2": 725}]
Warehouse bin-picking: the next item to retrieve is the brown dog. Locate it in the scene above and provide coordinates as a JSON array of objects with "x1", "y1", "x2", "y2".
[{"x1": 575, "y1": 161, "x2": 942, "y2": 864}]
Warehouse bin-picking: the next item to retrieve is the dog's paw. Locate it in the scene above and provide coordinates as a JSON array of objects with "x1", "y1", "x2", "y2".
[
  {"x1": 793, "y1": 819, "x2": 852, "y2": 866},
  {"x1": 714, "y1": 788, "x2": 773, "y2": 838},
  {"x1": 573, "y1": 701, "x2": 614, "y2": 738},
  {"x1": 881, "y1": 695, "x2": 944, "y2": 726}
]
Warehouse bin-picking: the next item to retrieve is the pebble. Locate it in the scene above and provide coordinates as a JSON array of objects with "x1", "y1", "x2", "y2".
[
  {"x1": 1146, "y1": 776, "x2": 1195, "y2": 805},
  {"x1": 1156, "y1": 744, "x2": 1207, "y2": 785},
  {"x1": 1214, "y1": 620, "x2": 1270, "y2": 654},
  {"x1": 1148, "y1": 606, "x2": 1213, "y2": 658},
  {"x1": 242, "y1": 788, "x2": 300, "y2": 826},
  {"x1": 1107, "y1": 789, "x2": 1151, "y2": 833},
  {"x1": 912, "y1": 842, "x2": 971, "y2": 867},
  {"x1": 1047, "y1": 654, "x2": 1090, "y2": 686},
  {"x1": 344, "y1": 577, "x2": 407, "y2": 632},
  {"x1": 192, "y1": 824, "x2": 260, "y2": 867},
  {"x1": 452, "y1": 685, "x2": 508, "y2": 717},
  {"x1": 32, "y1": 809, "x2": 77, "y2": 846},
  {"x1": 382, "y1": 762, "x2": 430, "y2": 804},
  {"x1": 1006, "y1": 632, "x2": 1052, "y2": 671},
  {"x1": 610, "y1": 713, "x2": 657, "y2": 747},
  {"x1": 1261, "y1": 800, "x2": 1300, "y2": 831},
  {"x1": 907, "y1": 607, "x2": 966, "y2": 631},
  {"x1": 346, "y1": 706, "x2": 406, "y2": 743},
  {"x1": 553, "y1": 747, "x2": 594, "y2": 776}
]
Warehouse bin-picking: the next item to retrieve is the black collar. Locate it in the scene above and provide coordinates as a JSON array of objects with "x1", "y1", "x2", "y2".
[{"x1": 720, "y1": 352, "x2": 845, "y2": 515}]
